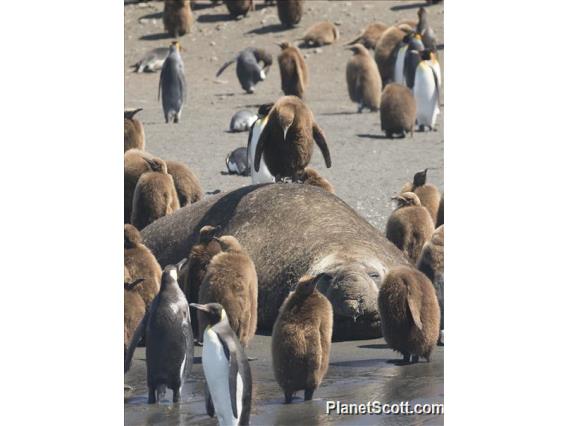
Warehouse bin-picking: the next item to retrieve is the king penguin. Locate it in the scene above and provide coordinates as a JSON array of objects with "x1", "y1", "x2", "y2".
[
  {"x1": 393, "y1": 32, "x2": 424, "y2": 87},
  {"x1": 125, "y1": 259, "x2": 193, "y2": 404},
  {"x1": 414, "y1": 49, "x2": 441, "y2": 131},
  {"x1": 159, "y1": 41, "x2": 186, "y2": 123},
  {"x1": 247, "y1": 103, "x2": 276, "y2": 184},
  {"x1": 190, "y1": 303, "x2": 252, "y2": 426}
]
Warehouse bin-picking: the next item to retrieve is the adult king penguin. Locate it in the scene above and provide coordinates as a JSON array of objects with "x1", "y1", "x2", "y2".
[
  {"x1": 414, "y1": 49, "x2": 441, "y2": 131},
  {"x1": 159, "y1": 41, "x2": 186, "y2": 123},
  {"x1": 190, "y1": 303, "x2": 252, "y2": 426},
  {"x1": 125, "y1": 259, "x2": 193, "y2": 404},
  {"x1": 393, "y1": 32, "x2": 424, "y2": 87}
]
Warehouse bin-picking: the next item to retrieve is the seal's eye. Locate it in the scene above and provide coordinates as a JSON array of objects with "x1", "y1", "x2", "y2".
[{"x1": 367, "y1": 272, "x2": 381, "y2": 282}]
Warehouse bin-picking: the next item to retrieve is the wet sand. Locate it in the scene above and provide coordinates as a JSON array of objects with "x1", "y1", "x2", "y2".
[
  {"x1": 125, "y1": 335, "x2": 443, "y2": 425},
  {"x1": 124, "y1": 1, "x2": 444, "y2": 424}
]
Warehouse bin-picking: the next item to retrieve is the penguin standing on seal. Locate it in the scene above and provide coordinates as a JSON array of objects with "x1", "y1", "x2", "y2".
[
  {"x1": 224, "y1": 0, "x2": 254, "y2": 19},
  {"x1": 253, "y1": 96, "x2": 331, "y2": 182},
  {"x1": 190, "y1": 302, "x2": 252, "y2": 426},
  {"x1": 277, "y1": 41, "x2": 308, "y2": 99},
  {"x1": 131, "y1": 157, "x2": 180, "y2": 230},
  {"x1": 124, "y1": 108, "x2": 145, "y2": 152},
  {"x1": 272, "y1": 274, "x2": 333, "y2": 403},
  {"x1": 198, "y1": 236, "x2": 258, "y2": 348},
  {"x1": 247, "y1": 103, "x2": 275, "y2": 184},
  {"x1": 216, "y1": 48, "x2": 273, "y2": 94},
  {"x1": 380, "y1": 83, "x2": 416, "y2": 138},
  {"x1": 159, "y1": 41, "x2": 186, "y2": 123},
  {"x1": 346, "y1": 44, "x2": 382, "y2": 113},
  {"x1": 276, "y1": 0, "x2": 304, "y2": 28},
  {"x1": 163, "y1": 0, "x2": 192, "y2": 38},
  {"x1": 378, "y1": 266, "x2": 440, "y2": 363},
  {"x1": 400, "y1": 169, "x2": 441, "y2": 224},
  {"x1": 386, "y1": 192, "x2": 435, "y2": 263},
  {"x1": 125, "y1": 260, "x2": 194, "y2": 404},
  {"x1": 414, "y1": 49, "x2": 441, "y2": 131}
]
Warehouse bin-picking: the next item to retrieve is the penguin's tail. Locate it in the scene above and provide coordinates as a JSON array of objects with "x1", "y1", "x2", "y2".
[{"x1": 216, "y1": 59, "x2": 236, "y2": 77}]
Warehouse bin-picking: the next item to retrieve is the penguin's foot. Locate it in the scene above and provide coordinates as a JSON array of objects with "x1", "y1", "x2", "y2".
[
  {"x1": 419, "y1": 124, "x2": 426, "y2": 132},
  {"x1": 285, "y1": 391, "x2": 294, "y2": 404},
  {"x1": 411, "y1": 354, "x2": 419, "y2": 363},
  {"x1": 172, "y1": 387, "x2": 181, "y2": 403},
  {"x1": 148, "y1": 389, "x2": 157, "y2": 404},
  {"x1": 304, "y1": 388, "x2": 315, "y2": 401},
  {"x1": 357, "y1": 104, "x2": 364, "y2": 113},
  {"x1": 403, "y1": 353, "x2": 410, "y2": 363}
]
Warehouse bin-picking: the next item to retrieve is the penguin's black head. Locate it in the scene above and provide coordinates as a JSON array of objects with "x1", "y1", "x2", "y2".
[
  {"x1": 402, "y1": 32, "x2": 413, "y2": 43},
  {"x1": 413, "y1": 168, "x2": 428, "y2": 187},
  {"x1": 257, "y1": 103, "x2": 274, "y2": 117},
  {"x1": 124, "y1": 108, "x2": 143, "y2": 120},
  {"x1": 421, "y1": 49, "x2": 434, "y2": 61},
  {"x1": 190, "y1": 303, "x2": 225, "y2": 326},
  {"x1": 160, "y1": 258, "x2": 187, "y2": 288}
]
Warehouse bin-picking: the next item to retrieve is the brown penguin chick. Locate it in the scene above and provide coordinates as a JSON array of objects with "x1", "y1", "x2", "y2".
[
  {"x1": 417, "y1": 225, "x2": 444, "y2": 336},
  {"x1": 300, "y1": 167, "x2": 335, "y2": 194},
  {"x1": 183, "y1": 225, "x2": 222, "y2": 336},
  {"x1": 400, "y1": 169, "x2": 441, "y2": 224},
  {"x1": 197, "y1": 235, "x2": 258, "y2": 348},
  {"x1": 124, "y1": 224, "x2": 162, "y2": 308},
  {"x1": 378, "y1": 266, "x2": 440, "y2": 363},
  {"x1": 380, "y1": 83, "x2": 416, "y2": 138},
  {"x1": 224, "y1": 0, "x2": 254, "y2": 18},
  {"x1": 299, "y1": 22, "x2": 339, "y2": 47},
  {"x1": 124, "y1": 269, "x2": 146, "y2": 353},
  {"x1": 164, "y1": 160, "x2": 203, "y2": 207},
  {"x1": 346, "y1": 22, "x2": 389, "y2": 50},
  {"x1": 278, "y1": 41, "x2": 308, "y2": 100},
  {"x1": 374, "y1": 26, "x2": 405, "y2": 85},
  {"x1": 254, "y1": 96, "x2": 331, "y2": 181},
  {"x1": 276, "y1": 0, "x2": 303, "y2": 28},
  {"x1": 124, "y1": 109, "x2": 145, "y2": 152},
  {"x1": 271, "y1": 273, "x2": 333, "y2": 403},
  {"x1": 131, "y1": 157, "x2": 180, "y2": 230},
  {"x1": 124, "y1": 149, "x2": 156, "y2": 224},
  {"x1": 346, "y1": 44, "x2": 382, "y2": 113},
  {"x1": 436, "y1": 194, "x2": 444, "y2": 228},
  {"x1": 163, "y1": 0, "x2": 192, "y2": 37},
  {"x1": 386, "y1": 192, "x2": 434, "y2": 263}
]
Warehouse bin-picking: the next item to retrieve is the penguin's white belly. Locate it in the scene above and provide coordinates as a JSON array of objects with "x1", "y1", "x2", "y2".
[
  {"x1": 394, "y1": 46, "x2": 408, "y2": 85},
  {"x1": 203, "y1": 329, "x2": 243, "y2": 426},
  {"x1": 248, "y1": 120, "x2": 275, "y2": 185},
  {"x1": 414, "y1": 65, "x2": 439, "y2": 128}
]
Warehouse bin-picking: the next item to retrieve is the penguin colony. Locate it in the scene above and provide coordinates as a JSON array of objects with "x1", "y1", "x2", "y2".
[{"x1": 124, "y1": 0, "x2": 444, "y2": 422}]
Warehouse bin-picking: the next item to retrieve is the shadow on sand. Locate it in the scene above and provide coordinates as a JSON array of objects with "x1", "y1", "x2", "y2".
[
  {"x1": 140, "y1": 32, "x2": 174, "y2": 41},
  {"x1": 245, "y1": 23, "x2": 292, "y2": 35}
]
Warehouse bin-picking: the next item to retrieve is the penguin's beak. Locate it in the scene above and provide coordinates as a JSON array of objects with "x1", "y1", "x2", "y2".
[
  {"x1": 176, "y1": 258, "x2": 188, "y2": 272},
  {"x1": 189, "y1": 303, "x2": 210, "y2": 313}
]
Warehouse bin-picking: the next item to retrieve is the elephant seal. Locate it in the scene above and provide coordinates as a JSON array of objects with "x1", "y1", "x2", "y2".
[{"x1": 141, "y1": 184, "x2": 410, "y2": 340}]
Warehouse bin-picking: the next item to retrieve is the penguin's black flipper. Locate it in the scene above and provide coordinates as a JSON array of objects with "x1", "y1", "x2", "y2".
[
  {"x1": 215, "y1": 328, "x2": 240, "y2": 420},
  {"x1": 404, "y1": 50, "x2": 421, "y2": 89},
  {"x1": 313, "y1": 124, "x2": 332, "y2": 168},
  {"x1": 124, "y1": 310, "x2": 149, "y2": 374},
  {"x1": 205, "y1": 383, "x2": 215, "y2": 418},
  {"x1": 216, "y1": 59, "x2": 236, "y2": 78}
]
